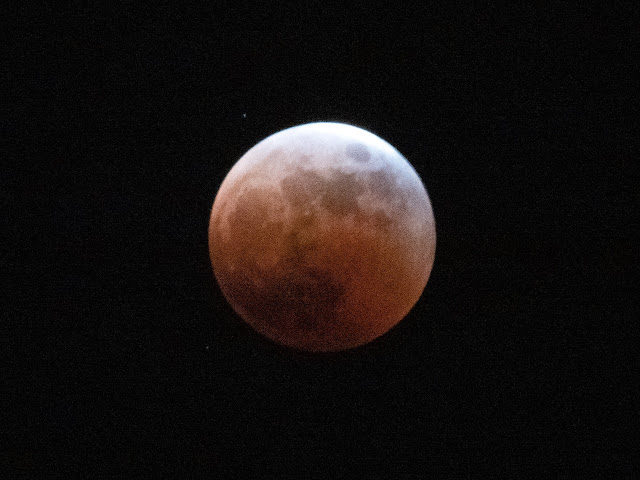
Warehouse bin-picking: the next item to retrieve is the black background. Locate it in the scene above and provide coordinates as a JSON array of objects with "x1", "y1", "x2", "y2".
[{"x1": 4, "y1": 3, "x2": 636, "y2": 477}]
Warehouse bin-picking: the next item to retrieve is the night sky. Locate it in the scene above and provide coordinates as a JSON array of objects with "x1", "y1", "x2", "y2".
[{"x1": 5, "y1": 3, "x2": 635, "y2": 477}]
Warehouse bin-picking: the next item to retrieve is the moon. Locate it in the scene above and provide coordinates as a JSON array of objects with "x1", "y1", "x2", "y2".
[{"x1": 209, "y1": 122, "x2": 436, "y2": 352}]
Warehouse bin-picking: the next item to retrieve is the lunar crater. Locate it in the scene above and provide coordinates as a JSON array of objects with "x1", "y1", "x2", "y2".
[{"x1": 345, "y1": 142, "x2": 371, "y2": 163}]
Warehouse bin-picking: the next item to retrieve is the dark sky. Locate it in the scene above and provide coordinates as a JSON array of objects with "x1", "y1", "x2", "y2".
[{"x1": 5, "y1": 3, "x2": 636, "y2": 477}]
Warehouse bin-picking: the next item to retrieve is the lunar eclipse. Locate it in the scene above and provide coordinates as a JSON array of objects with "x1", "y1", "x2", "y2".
[{"x1": 209, "y1": 122, "x2": 436, "y2": 352}]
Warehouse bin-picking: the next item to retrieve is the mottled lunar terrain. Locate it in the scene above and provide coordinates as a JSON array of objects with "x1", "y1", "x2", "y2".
[{"x1": 209, "y1": 123, "x2": 436, "y2": 351}]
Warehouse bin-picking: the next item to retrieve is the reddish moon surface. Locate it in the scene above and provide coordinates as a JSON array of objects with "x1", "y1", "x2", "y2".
[{"x1": 208, "y1": 122, "x2": 436, "y2": 352}]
